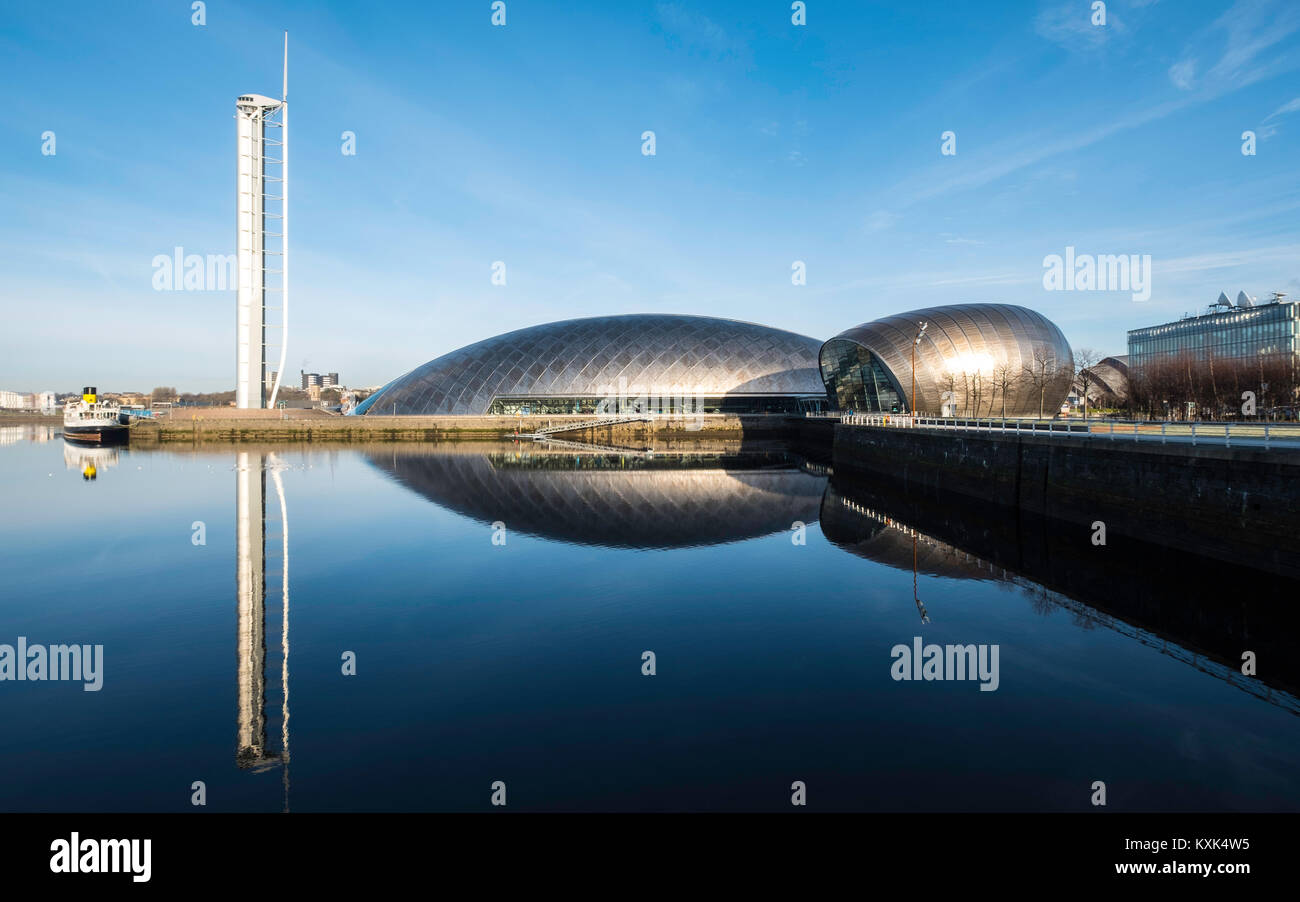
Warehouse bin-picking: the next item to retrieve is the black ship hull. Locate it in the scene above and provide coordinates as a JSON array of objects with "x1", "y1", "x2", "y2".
[{"x1": 63, "y1": 424, "x2": 129, "y2": 445}]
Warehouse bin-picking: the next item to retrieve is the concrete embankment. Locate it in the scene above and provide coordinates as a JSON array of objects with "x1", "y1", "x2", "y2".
[
  {"x1": 128, "y1": 410, "x2": 804, "y2": 444},
  {"x1": 831, "y1": 423, "x2": 1300, "y2": 578}
]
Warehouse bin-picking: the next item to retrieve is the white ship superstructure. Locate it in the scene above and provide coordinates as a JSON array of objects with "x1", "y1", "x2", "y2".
[{"x1": 62, "y1": 386, "x2": 126, "y2": 444}]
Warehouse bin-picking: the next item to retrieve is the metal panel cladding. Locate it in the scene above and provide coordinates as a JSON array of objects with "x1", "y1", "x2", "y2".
[
  {"x1": 819, "y1": 304, "x2": 1075, "y2": 417},
  {"x1": 356, "y1": 314, "x2": 825, "y2": 416}
]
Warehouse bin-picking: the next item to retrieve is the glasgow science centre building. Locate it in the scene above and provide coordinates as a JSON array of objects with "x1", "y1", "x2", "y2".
[{"x1": 352, "y1": 304, "x2": 1074, "y2": 418}]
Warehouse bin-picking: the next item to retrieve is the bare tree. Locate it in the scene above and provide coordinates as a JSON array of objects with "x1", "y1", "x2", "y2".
[
  {"x1": 1022, "y1": 345, "x2": 1065, "y2": 419},
  {"x1": 970, "y1": 370, "x2": 987, "y2": 416},
  {"x1": 1126, "y1": 351, "x2": 1300, "y2": 422},
  {"x1": 1072, "y1": 347, "x2": 1103, "y2": 422},
  {"x1": 938, "y1": 371, "x2": 958, "y2": 416},
  {"x1": 1206, "y1": 348, "x2": 1220, "y2": 418},
  {"x1": 991, "y1": 362, "x2": 1016, "y2": 418}
]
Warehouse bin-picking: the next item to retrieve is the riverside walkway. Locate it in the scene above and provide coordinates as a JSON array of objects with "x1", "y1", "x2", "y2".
[{"x1": 836, "y1": 413, "x2": 1300, "y2": 450}]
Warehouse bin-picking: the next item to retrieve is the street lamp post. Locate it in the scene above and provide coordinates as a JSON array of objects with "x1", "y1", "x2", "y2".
[{"x1": 911, "y1": 321, "x2": 929, "y2": 415}]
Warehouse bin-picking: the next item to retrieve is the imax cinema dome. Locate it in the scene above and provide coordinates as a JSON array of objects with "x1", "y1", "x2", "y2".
[
  {"x1": 819, "y1": 304, "x2": 1074, "y2": 417},
  {"x1": 355, "y1": 314, "x2": 827, "y2": 416}
]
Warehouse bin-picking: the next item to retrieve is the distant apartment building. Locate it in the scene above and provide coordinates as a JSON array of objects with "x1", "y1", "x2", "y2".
[
  {"x1": 0, "y1": 391, "x2": 56, "y2": 413},
  {"x1": 1, "y1": 391, "x2": 43, "y2": 410},
  {"x1": 1128, "y1": 291, "x2": 1297, "y2": 370},
  {"x1": 300, "y1": 371, "x2": 341, "y2": 389}
]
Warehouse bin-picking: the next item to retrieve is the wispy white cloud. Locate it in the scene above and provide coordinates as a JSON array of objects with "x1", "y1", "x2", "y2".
[
  {"x1": 930, "y1": 271, "x2": 1027, "y2": 287},
  {"x1": 1035, "y1": 1, "x2": 1124, "y2": 51},
  {"x1": 1254, "y1": 95, "x2": 1300, "y2": 137},
  {"x1": 1267, "y1": 96, "x2": 1300, "y2": 118},
  {"x1": 864, "y1": 210, "x2": 897, "y2": 233},
  {"x1": 879, "y1": 0, "x2": 1300, "y2": 212},
  {"x1": 654, "y1": 3, "x2": 741, "y2": 59},
  {"x1": 1169, "y1": 0, "x2": 1300, "y2": 96},
  {"x1": 1168, "y1": 58, "x2": 1196, "y2": 90},
  {"x1": 1155, "y1": 243, "x2": 1300, "y2": 276}
]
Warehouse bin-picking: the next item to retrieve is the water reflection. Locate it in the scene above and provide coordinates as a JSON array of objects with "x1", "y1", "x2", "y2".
[
  {"x1": 370, "y1": 441, "x2": 1300, "y2": 716},
  {"x1": 2, "y1": 426, "x2": 1297, "y2": 810},
  {"x1": 63, "y1": 442, "x2": 121, "y2": 481},
  {"x1": 235, "y1": 451, "x2": 291, "y2": 810},
  {"x1": 0, "y1": 423, "x2": 57, "y2": 445},
  {"x1": 367, "y1": 444, "x2": 827, "y2": 548},
  {"x1": 822, "y1": 474, "x2": 1300, "y2": 714}
]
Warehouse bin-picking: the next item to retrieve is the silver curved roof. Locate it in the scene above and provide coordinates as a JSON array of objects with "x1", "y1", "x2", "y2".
[
  {"x1": 358, "y1": 314, "x2": 824, "y2": 416},
  {"x1": 820, "y1": 303, "x2": 1074, "y2": 417}
]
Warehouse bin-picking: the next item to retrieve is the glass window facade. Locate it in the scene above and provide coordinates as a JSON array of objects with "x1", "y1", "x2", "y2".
[
  {"x1": 486, "y1": 395, "x2": 824, "y2": 415},
  {"x1": 819, "y1": 339, "x2": 905, "y2": 413},
  {"x1": 1128, "y1": 302, "x2": 1299, "y2": 369}
]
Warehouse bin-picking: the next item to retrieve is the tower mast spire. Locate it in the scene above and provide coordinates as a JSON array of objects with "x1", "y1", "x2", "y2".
[{"x1": 268, "y1": 31, "x2": 289, "y2": 407}]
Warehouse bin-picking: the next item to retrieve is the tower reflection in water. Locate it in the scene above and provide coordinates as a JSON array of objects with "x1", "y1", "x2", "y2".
[{"x1": 235, "y1": 450, "x2": 290, "y2": 811}]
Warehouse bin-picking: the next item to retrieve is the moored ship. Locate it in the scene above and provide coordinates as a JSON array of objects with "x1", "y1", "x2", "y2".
[{"x1": 63, "y1": 386, "x2": 128, "y2": 444}]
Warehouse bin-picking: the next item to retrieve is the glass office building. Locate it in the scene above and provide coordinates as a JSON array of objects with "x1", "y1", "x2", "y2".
[
  {"x1": 1128, "y1": 297, "x2": 1299, "y2": 369},
  {"x1": 354, "y1": 314, "x2": 828, "y2": 416}
]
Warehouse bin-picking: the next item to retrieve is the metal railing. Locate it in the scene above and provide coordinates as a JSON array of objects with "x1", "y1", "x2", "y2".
[
  {"x1": 532, "y1": 413, "x2": 655, "y2": 436},
  {"x1": 837, "y1": 414, "x2": 1300, "y2": 449}
]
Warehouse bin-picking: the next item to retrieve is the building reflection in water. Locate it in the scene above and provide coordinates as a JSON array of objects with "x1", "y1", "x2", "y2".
[
  {"x1": 364, "y1": 440, "x2": 1300, "y2": 718},
  {"x1": 235, "y1": 451, "x2": 290, "y2": 811},
  {"x1": 1, "y1": 424, "x2": 57, "y2": 445},
  {"x1": 366, "y1": 444, "x2": 828, "y2": 549},
  {"x1": 819, "y1": 475, "x2": 1300, "y2": 716}
]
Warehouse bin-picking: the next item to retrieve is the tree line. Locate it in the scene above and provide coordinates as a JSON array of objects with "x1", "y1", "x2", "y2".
[{"x1": 1122, "y1": 352, "x2": 1298, "y2": 421}]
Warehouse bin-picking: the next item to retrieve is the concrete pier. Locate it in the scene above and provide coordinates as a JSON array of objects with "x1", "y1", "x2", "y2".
[
  {"x1": 128, "y1": 410, "x2": 803, "y2": 444},
  {"x1": 831, "y1": 422, "x2": 1300, "y2": 578}
]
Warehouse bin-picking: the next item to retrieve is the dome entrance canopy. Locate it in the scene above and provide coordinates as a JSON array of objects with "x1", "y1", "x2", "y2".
[{"x1": 819, "y1": 340, "x2": 906, "y2": 414}]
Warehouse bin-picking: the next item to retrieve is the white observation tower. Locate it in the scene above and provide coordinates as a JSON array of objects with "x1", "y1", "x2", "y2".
[{"x1": 235, "y1": 33, "x2": 289, "y2": 409}]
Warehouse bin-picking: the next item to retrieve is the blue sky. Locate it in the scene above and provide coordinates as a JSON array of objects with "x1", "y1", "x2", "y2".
[{"x1": 1, "y1": 0, "x2": 1298, "y2": 391}]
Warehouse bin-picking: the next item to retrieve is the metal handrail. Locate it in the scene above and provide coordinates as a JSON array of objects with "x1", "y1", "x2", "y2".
[
  {"x1": 533, "y1": 413, "x2": 655, "y2": 436},
  {"x1": 835, "y1": 414, "x2": 1300, "y2": 449}
]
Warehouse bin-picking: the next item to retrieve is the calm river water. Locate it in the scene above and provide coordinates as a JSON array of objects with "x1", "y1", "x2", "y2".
[{"x1": 2, "y1": 425, "x2": 1298, "y2": 811}]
